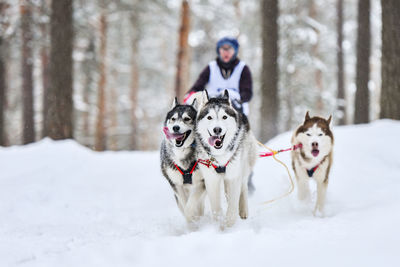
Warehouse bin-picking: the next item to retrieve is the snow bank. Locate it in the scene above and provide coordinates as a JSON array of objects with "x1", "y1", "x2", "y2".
[{"x1": 1, "y1": 120, "x2": 399, "y2": 267}]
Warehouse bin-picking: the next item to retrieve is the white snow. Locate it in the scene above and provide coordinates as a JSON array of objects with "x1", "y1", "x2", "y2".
[{"x1": 1, "y1": 120, "x2": 400, "y2": 267}]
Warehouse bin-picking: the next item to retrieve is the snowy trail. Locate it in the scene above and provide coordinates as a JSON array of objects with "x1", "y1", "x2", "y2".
[{"x1": 1, "y1": 120, "x2": 399, "y2": 266}]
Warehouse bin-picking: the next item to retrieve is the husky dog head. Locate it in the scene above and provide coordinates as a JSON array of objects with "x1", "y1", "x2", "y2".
[
  {"x1": 162, "y1": 98, "x2": 197, "y2": 148},
  {"x1": 294, "y1": 111, "x2": 334, "y2": 160},
  {"x1": 196, "y1": 90, "x2": 246, "y2": 156}
]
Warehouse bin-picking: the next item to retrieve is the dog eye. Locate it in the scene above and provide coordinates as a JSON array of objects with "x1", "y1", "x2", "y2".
[
  {"x1": 171, "y1": 118, "x2": 176, "y2": 122},
  {"x1": 318, "y1": 133, "x2": 323, "y2": 136},
  {"x1": 184, "y1": 117, "x2": 191, "y2": 122},
  {"x1": 207, "y1": 116, "x2": 212, "y2": 120},
  {"x1": 306, "y1": 133, "x2": 311, "y2": 136},
  {"x1": 222, "y1": 115, "x2": 227, "y2": 120}
]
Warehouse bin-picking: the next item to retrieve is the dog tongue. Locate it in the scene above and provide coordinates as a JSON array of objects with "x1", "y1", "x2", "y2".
[
  {"x1": 163, "y1": 127, "x2": 184, "y2": 140},
  {"x1": 312, "y1": 150, "x2": 319, "y2": 157},
  {"x1": 208, "y1": 136, "x2": 221, "y2": 146}
]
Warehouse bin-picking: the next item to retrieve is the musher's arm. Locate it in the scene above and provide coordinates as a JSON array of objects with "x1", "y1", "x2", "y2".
[
  {"x1": 239, "y1": 65, "x2": 253, "y2": 103},
  {"x1": 183, "y1": 66, "x2": 210, "y2": 103}
]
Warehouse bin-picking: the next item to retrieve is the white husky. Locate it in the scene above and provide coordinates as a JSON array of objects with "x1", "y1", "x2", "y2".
[
  {"x1": 160, "y1": 98, "x2": 206, "y2": 223},
  {"x1": 195, "y1": 90, "x2": 258, "y2": 227},
  {"x1": 291, "y1": 112, "x2": 334, "y2": 215}
]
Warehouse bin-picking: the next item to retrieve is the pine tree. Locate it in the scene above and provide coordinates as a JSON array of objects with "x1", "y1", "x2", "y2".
[
  {"x1": 40, "y1": 0, "x2": 50, "y2": 138},
  {"x1": 0, "y1": 37, "x2": 5, "y2": 146},
  {"x1": 174, "y1": 0, "x2": 190, "y2": 101},
  {"x1": 94, "y1": 10, "x2": 107, "y2": 151},
  {"x1": 46, "y1": 0, "x2": 74, "y2": 139},
  {"x1": 336, "y1": 0, "x2": 346, "y2": 125},
  {"x1": 129, "y1": 11, "x2": 140, "y2": 150},
  {"x1": 354, "y1": 0, "x2": 370, "y2": 124},
  {"x1": 260, "y1": 0, "x2": 279, "y2": 142},
  {"x1": 20, "y1": 0, "x2": 35, "y2": 144},
  {"x1": 380, "y1": 0, "x2": 400, "y2": 119}
]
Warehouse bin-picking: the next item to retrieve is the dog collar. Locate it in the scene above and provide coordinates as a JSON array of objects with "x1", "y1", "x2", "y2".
[
  {"x1": 197, "y1": 158, "x2": 230, "y2": 174},
  {"x1": 173, "y1": 161, "x2": 198, "y2": 184},
  {"x1": 306, "y1": 165, "x2": 319, "y2": 177}
]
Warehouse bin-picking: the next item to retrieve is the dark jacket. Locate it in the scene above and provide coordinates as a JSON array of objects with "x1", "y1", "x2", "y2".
[{"x1": 187, "y1": 58, "x2": 253, "y2": 103}]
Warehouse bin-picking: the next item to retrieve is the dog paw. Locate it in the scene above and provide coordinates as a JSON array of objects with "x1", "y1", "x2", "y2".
[
  {"x1": 313, "y1": 207, "x2": 325, "y2": 218},
  {"x1": 186, "y1": 221, "x2": 200, "y2": 231},
  {"x1": 223, "y1": 213, "x2": 237, "y2": 228},
  {"x1": 239, "y1": 209, "x2": 248, "y2": 220}
]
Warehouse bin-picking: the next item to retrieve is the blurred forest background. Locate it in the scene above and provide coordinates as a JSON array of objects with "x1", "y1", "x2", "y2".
[{"x1": 0, "y1": 0, "x2": 399, "y2": 151}]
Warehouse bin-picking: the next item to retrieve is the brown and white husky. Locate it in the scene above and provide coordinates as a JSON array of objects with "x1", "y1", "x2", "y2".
[{"x1": 291, "y1": 112, "x2": 334, "y2": 216}]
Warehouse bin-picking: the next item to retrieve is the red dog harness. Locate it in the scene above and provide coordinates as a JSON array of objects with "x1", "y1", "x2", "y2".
[
  {"x1": 173, "y1": 161, "x2": 198, "y2": 184},
  {"x1": 197, "y1": 158, "x2": 230, "y2": 174}
]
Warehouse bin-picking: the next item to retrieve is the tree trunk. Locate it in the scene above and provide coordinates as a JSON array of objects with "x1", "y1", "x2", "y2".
[
  {"x1": 82, "y1": 38, "x2": 95, "y2": 141},
  {"x1": 0, "y1": 2, "x2": 9, "y2": 146},
  {"x1": 40, "y1": 0, "x2": 50, "y2": 138},
  {"x1": 260, "y1": 0, "x2": 279, "y2": 142},
  {"x1": 94, "y1": 12, "x2": 107, "y2": 151},
  {"x1": 109, "y1": 74, "x2": 118, "y2": 151},
  {"x1": 380, "y1": 0, "x2": 400, "y2": 120},
  {"x1": 309, "y1": 0, "x2": 324, "y2": 114},
  {"x1": 129, "y1": 12, "x2": 140, "y2": 150},
  {"x1": 109, "y1": 25, "x2": 122, "y2": 151},
  {"x1": 354, "y1": 0, "x2": 370, "y2": 124},
  {"x1": 336, "y1": 0, "x2": 346, "y2": 125},
  {"x1": 20, "y1": 1, "x2": 35, "y2": 144},
  {"x1": 0, "y1": 37, "x2": 5, "y2": 146},
  {"x1": 46, "y1": 0, "x2": 74, "y2": 139},
  {"x1": 174, "y1": 0, "x2": 190, "y2": 101}
]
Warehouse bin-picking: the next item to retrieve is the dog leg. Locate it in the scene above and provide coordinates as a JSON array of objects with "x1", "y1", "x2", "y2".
[
  {"x1": 175, "y1": 186, "x2": 188, "y2": 215},
  {"x1": 239, "y1": 180, "x2": 248, "y2": 219},
  {"x1": 197, "y1": 190, "x2": 206, "y2": 217},
  {"x1": 314, "y1": 180, "x2": 328, "y2": 216},
  {"x1": 184, "y1": 184, "x2": 206, "y2": 222},
  {"x1": 204, "y1": 176, "x2": 222, "y2": 220},
  {"x1": 224, "y1": 178, "x2": 241, "y2": 227},
  {"x1": 296, "y1": 175, "x2": 311, "y2": 201}
]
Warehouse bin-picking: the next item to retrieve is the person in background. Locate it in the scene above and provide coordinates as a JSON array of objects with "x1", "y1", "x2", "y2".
[{"x1": 184, "y1": 37, "x2": 253, "y2": 115}]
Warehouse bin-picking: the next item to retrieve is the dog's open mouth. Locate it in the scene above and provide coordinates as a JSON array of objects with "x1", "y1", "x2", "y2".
[
  {"x1": 174, "y1": 130, "x2": 191, "y2": 147},
  {"x1": 208, "y1": 134, "x2": 225, "y2": 149},
  {"x1": 311, "y1": 149, "x2": 319, "y2": 157},
  {"x1": 163, "y1": 127, "x2": 191, "y2": 147}
]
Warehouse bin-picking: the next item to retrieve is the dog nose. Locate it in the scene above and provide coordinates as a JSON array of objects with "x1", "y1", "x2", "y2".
[
  {"x1": 213, "y1": 127, "x2": 222, "y2": 135},
  {"x1": 173, "y1": 125, "x2": 180, "y2": 132},
  {"x1": 312, "y1": 142, "x2": 318, "y2": 148}
]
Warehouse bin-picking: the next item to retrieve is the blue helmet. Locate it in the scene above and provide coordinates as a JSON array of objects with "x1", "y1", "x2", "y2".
[{"x1": 216, "y1": 37, "x2": 239, "y2": 58}]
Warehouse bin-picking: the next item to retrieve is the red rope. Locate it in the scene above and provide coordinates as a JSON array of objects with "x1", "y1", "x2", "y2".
[{"x1": 259, "y1": 143, "x2": 302, "y2": 158}]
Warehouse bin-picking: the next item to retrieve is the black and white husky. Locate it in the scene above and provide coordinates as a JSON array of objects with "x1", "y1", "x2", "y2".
[
  {"x1": 195, "y1": 90, "x2": 258, "y2": 227},
  {"x1": 160, "y1": 98, "x2": 205, "y2": 222},
  {"x1": 291, "y1": 112, "x2": 334, "y2": 216}
]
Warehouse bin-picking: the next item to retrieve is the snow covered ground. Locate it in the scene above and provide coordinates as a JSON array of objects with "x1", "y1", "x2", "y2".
[{"x1": 1, "y1": 120, "x2": 399, "y2": 267}]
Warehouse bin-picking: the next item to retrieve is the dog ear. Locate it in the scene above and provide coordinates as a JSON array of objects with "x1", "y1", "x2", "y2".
[
  {"x1": 171, "y1": 97, "x2": 179, "y2": 109},
  {"x1": 326, "y1": 115, "x2": 332, "y2": 125},
  {"x1": 223, "y1": 89, "x2": 232, "y2": 106},
  {"x1": 191, "y1": 98, "x2": 198, "y2": 111},
  {"x1": 202, "y1": 90, "x2": 209, "y2": 104},
  {"x1": 304, "y1": 111, "x2": 311, "y2": 122},
  {"x1": 223, "y1": 89, "x2": 229, "y2": 99}
]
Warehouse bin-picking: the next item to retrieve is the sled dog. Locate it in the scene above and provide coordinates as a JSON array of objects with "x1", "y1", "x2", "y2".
[
  {"x1": 160, "y1": 98, "x2": 205, "y2": 222},
  {"x1": 291, "y1": 112, "x2": 334, "y2": 215},
  {"x1": 195, "y1": 90, "x2": 258, "y2": 227}
]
